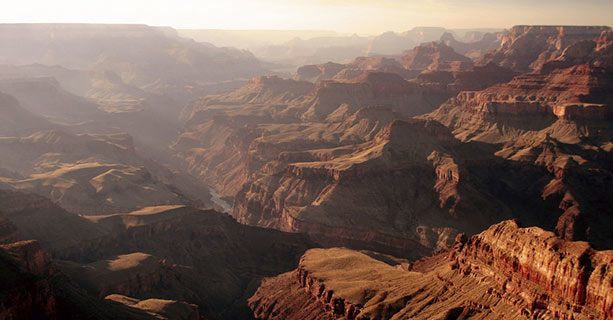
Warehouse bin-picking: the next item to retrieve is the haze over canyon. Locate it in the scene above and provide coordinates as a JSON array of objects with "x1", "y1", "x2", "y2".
[{"x1": 0, "y1": 1, "x2": 611, "y2": 319}]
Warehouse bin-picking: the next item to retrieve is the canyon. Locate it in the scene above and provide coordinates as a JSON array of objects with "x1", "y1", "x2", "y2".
[
  {"x1": 176, "y1": 25, "x2": 613, "y2": 257},
  {"x1": 0, "y1": 22, "x2": 611, "y2": 320}
]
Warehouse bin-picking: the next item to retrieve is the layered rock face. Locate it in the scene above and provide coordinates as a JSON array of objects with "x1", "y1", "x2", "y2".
[
  {"x1": 415, "y1": 62, "x2": 516, "y2": 93},
  {"x1": 454, "y1": 220, "x2": 612, "y2": 319},
  {"x1": 0, "y1": 188, "x2": 313, "y2": 319},
  {"x1": 400, "y1": 41, "x2": 474, "y2": 72},
  {"x1": 478, "y1": 25, "x2": 611, "y2": 72},
  {"x1": 426, "y1": 30, "x2": 613, "y2": 248},
  {"x1": 173, "y1": 25, "x2": 613, "y2": 261},
  {"x1": 0, "y1": 216, "x2": 172, "y2": 320},
  {"x1": 249, "y1": 221, "x2": 612, "y2": 320},
  {"x1": 302, "y1": 72, "x2": 451, "y2": 120},
  {"x1": 429, "y1": 63, "x2": 612, "y2": 144},
  {"x1": 52, "y1": 206, "x2": 314, "y2": 320},
  {"x1": 295, "y1": 62, "x2": 346, "y2": 82},
  {"x1": 294, "y1": 41, "x2": 480, "y2": 83},
  {"x1": 174, "y1": 72, "x2": 452, "y2": 201},
  {"x1": 231, "y1": 119, "x2": 512, "y2": 257}
]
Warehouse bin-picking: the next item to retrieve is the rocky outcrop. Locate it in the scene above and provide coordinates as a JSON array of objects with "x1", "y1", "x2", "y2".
[
  {"x1": 302, "y1": 72, "x2": 450, "y2": 120},
  {"x1": 1, "y1": 240, "x2": 53, "y2": 276},
  {"x1": 0, "y1": 241, "x2": 58, "y2": 320},
  {"x1": 453, "y1": 220, "x2": 612, "y2": 319},
  {"x1": 425, "y1": 33, "x2": 613, "y2": 248},
  {"x1": 174, "y1": 70, "x2": 452, "y2": 199},
  {"x1": 0, "y1": 188, "x2": 312, "y2": 320},
  {"x1": 59, "y1": 252, "x2": 176, "y2": 299},
  {"x1": 400, "y1": 41, "x2": 474, "y2": 72},
  {"x1": 415, "y1": 62, "x2": 516, "y2": 92},
  {"x1": 295, "y1": 62, "x2": 345, "y2": 82},
  {"x1": 0, "y1": 238, "x2": 172, "y2": 320},
  {"x1": 249, "y1": 222, "x2": 612, "y2": 320},
  {"x1": 428, "y1": 62, "x2": 612, "y2": 144},
  {"x1": 232, "y1": 120, "x2": 514, "y2": 256},
  {"x1": 478, "y1": 25, "x2": 611, "y2": 72},
  {"x1": 54, "y1": 206, "x2": 313, "y2": 320},
  {"x1": 106, "y1": 294, "x2": 202, "y2": 320},
  {"x1": 0, "y1": 190, "x2": 106, "y2": 253},
  {"x1": 295, "y1": 41, "x2": 475, "y2": 83}
]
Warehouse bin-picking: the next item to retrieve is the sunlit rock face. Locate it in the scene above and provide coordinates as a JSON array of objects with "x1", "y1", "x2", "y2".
[
  {"x1": 478, "y1": 25, "x2": 611, "y2": 72},
  {"x1": 249, "y1": 221, "x2": 612, "y2": 320},
  {"x1": 175, "y1": 25, "x2": 612, "y2": 258}
]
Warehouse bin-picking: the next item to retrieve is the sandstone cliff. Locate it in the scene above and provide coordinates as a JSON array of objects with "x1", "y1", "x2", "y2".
[
  {"x1": 478, "y1": 25, "x2": 611, "y2": 72},
  {"x1": 249, "y1": 221, "x2": 612, "y2": 319}
]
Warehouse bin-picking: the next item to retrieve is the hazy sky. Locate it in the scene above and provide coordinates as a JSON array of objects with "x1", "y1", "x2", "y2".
[{"x1": 3, "y1": 0, "x2": 612, "y2": 34}]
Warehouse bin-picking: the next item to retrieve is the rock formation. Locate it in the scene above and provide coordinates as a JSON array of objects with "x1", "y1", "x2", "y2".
[
  {"x1": 425, "y1": 29, "x2": 613, "y2": 248},
  {"x1": 105, "y1": 294, "x2": 202, "y2": 320},
  {"x1": 176, "y1": 26, "x2": 613, "y2": 256},
  {"x1": 400, "y1": 41, "x2": 474, "y2": 72},
  {"x1": 0, "y1": 221, "x2": 176, "y2": 319},
  {"x1": 1, "y1": 22, "x2": 612, "y2": 320},
  {"x1": 294, "y1": 41, "x2": 477, "y2": 83},
  {"x1": 0, "y1": 188, "x2": 313, "y2": 319},
  {"x1": 174, "y1": 72, "x2": 452, "y2": 202},
  {"x1": 478, "y1": 25, "x2": 611, "y2": 72},
  {"x1": 249, "y1": 221, "x2": 612, "y2": 319}
]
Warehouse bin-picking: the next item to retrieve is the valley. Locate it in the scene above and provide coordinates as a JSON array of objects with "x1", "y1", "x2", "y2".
[{"x1": 0, "y1": 17, "x2": 610, "y2": 320}]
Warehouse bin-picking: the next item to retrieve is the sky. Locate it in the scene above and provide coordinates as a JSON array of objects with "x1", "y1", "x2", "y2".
[{"x1": 2, "y1": 0, "x2": 612, "y2": 34}]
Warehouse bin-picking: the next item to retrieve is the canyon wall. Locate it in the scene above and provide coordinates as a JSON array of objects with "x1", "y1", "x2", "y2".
[{"x1": 250, "y1": 221, "x2": 612, "y2": 319}]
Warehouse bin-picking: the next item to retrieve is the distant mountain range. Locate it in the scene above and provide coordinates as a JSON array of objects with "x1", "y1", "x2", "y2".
[{"x1": 179, "y1": 27, "x2": 505, "y2": 67}]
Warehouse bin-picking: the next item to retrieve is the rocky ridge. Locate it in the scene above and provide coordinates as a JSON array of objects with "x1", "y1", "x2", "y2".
[{"x1": 249, "y1": 221, "x2": 612, "y2": 319}]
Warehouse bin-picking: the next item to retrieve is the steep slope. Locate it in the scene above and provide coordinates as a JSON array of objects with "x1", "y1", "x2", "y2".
[
  {"x1": 231, "y1": 119, "x2": 515, "y2": 257},
  {"x1": 425, "y1": 31, "x2": 613, "y2": 248},
  {"x1": 0, "y1": 189, "x2": 312, "y2": 319},
  {"x1": 429, "y1": 64, "x2": 612, "y2": 144},
  {"x1": 0, "y1": 222, "x2": 179, "y2": 319},
  {"x1": 0, "y1": 77, "x2": 104, "y2": 122},
  {"x1": 0, "y1": 190, "x2": 106, "y2": 252},
  {"x1": 0, "y1": 92, "x2": 55, "y2": 136},
  {"x1": 249, "y1": 221, "x2": 612, "y2": 320},
  {"x1": 302, "y1": 72, "x2": 451, "y2": 120},
  {"x1": 105, "y1": 294, "x2": 202, "y2": 320},
  {"x1": 56, "y1": 206, "x2": 314, "y2": 320},
  {"x1": 174, "y1": 73, "x2": 451, "y2": 199},
  {"x1": 178, "y1": 25, "x2": 612, "y2": 256}
]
